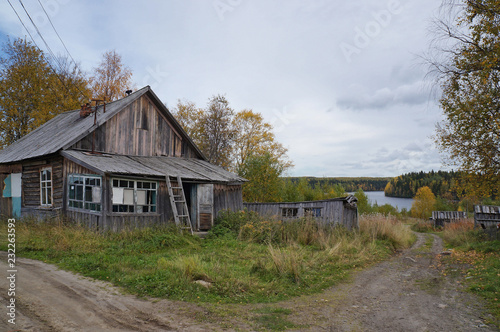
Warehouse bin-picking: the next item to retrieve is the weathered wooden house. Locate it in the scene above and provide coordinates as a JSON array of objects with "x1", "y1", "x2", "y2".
[
  {"x1": 243, "y1": 196, "x2": 358, "y2": 230},
  {"x1": 0, "y1": 86, "x2": 245, "y2": 231}
]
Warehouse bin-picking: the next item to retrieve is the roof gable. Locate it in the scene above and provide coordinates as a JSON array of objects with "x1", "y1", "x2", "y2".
[{"x1": 0, "y1": 86, "x2": 205, "y2": 163}]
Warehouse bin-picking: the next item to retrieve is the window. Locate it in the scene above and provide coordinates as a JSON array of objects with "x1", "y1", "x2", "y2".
[
  {"x1": 304, "y1": 207, "x2": 322, "y2": 218},
  {"x1": 281, "y1": 208, "x2": 298, "y2": 218},
  {"x1": 40, "y1": 167, "x2": 52, "y2": 206},
  {"x1": 68, "y1": 175, "x2": 102, "y2": 212},
  {"x1": 112, "y1": 178, "x2": 157, "y2": 213}
]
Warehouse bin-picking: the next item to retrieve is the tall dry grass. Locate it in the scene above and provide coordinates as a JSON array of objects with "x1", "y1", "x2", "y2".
[
  {"x1": 441, "y1": 219, "x2": 477, "y2": 247},
  {"x1": 359, "y1": 213, "x2": 415, "y2": 249}
]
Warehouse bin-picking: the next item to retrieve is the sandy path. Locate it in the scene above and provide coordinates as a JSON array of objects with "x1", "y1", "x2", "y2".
[{"x1": 0, "y1": 253, "x2": 217, "y2": 331}]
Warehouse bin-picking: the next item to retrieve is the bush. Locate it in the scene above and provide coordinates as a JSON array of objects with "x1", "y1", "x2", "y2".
[{"x1": 209, "y1": 209, "x2": 262, "y2": 238}]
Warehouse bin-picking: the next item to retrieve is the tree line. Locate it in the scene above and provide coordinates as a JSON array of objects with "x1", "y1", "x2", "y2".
[
  {"x1": 384, "y1": 170, "x2": 461, "y2": 199},
  {"x1": 287, "y1": 177, "x2": 391, "y2": 192}
]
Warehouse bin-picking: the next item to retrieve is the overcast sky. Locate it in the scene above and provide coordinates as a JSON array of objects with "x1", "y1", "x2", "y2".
[{"x1": 0, "y1": 0, "x2": 450, "y2": 177}]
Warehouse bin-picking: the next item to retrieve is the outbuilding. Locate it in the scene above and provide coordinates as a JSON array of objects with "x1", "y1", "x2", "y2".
[{"x1": 243, "y1": 195, "x2": 358, "y2": 230}]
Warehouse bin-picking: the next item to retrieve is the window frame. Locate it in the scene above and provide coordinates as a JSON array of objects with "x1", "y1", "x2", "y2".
[
  {"x1": 281, "y1": 207, "x2": 298, "y2": 218},
  {"x1": 304, "y1": 207, "x2": 322, "y2": 218},
  {"x1": 40, "y1": 167, "x2": 53, "y2": 207},
  {"x1": 67, "y1": 174, "x2": 102, "y2": 212},
  {"x1": 111, "y1": 177, "x2": 158, "y2": 214}
]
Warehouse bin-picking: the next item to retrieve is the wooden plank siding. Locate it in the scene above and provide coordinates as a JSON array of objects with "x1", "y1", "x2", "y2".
[
  {"x1": 214, "y1": 184, "x2": 243, "y2": 217},
  {"x1": 474, "y1": 205, "x2": 500, "y2": 228},
  {"x1": 244, "y1": 199, "x2": 359, "y2": 230},
  {"x1": 21, "y1": 156, "x2": 64, "y2": 217},
  {"x1": 70, "y1": 95, "x2": 198, "y2": 158},
  {"x1": 431, "y1": 211, "x2": 468, "y2": 228}
]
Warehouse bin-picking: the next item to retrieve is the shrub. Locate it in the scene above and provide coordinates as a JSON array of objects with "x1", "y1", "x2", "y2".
[{"x1": 210, "y1": 209, "x2": 262, "y2": 238}]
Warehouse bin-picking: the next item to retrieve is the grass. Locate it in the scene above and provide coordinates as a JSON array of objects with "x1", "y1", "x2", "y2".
[
  {"x1": 0, "y1": 212, "x2": 414, "y2": 306},
  {"x1": 252, "y1": 307, "x2": 299, "y2": 331},
  {"x1": 435, "y1": 219, "x2": 500, "y2": 327}
]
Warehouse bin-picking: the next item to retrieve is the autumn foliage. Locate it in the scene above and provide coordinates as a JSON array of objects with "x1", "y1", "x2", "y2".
[{"x1": 411, "y1": 186, "x2": 437, "y2": 219}]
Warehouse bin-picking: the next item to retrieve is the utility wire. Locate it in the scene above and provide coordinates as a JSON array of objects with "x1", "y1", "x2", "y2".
[
  {"x1": 5, "y1": 0, "x2": 90, "y2": 101},
  {"x1": 36, "y1": 0, "x2": 79, "y2": 73},
  {"x1": 17, "y1": 0, "x2": 66, "y2": 72}
]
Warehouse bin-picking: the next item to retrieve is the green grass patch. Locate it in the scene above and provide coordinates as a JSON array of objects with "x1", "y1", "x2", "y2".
[
  {"x1": 252, "y1": 307, "x2": 299, "y2": 331},
  {"x1": 0, "y1": 213, "x2": 413, "y2": 304}
]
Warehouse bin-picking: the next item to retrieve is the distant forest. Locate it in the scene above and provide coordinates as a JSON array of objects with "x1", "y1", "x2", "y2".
[
  {"x1": 384, "y1": 170, "x2": 460, "y2": 199},
  {"x1": 285, "y1": 177, "x2": 392, "y2": 192}
]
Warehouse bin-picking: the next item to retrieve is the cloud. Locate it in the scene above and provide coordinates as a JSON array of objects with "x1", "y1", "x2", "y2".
[{"x1": 336, "y1": 80, "x2": 429, "y2": 110}]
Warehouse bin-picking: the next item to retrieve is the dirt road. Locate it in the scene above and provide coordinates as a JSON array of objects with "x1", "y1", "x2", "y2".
[{"x1": 0, "y1": 233, "x2": 497, "y2": 331}]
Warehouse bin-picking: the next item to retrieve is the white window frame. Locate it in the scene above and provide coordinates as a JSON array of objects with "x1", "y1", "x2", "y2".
[
  {"x1": 40, "y1": 167, "x2": 53, "y2": 207},
  {"x1": 111, "y1": 178, "x2": 157, "y2": 213},
  {"x1": 68, "y1": 174, "x2": 102, "y2": 212}
]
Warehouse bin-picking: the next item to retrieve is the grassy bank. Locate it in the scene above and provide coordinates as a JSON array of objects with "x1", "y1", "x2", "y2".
[{"x1": 0, "y1": 212, "x2": 413, "y2": 304}]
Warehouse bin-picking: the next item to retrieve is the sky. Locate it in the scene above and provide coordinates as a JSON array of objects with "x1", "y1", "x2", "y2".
[{"x1": 0, "y1": 0, "x2": 450, "y2": 178}]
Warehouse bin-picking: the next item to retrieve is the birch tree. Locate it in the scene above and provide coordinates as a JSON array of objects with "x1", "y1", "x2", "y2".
[{"x1": 427, "y1": 0, "x2": 500, "y2": 198}]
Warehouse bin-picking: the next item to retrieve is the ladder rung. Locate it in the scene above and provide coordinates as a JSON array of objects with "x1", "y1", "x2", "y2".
[{"x1": 178, "y1": 214, "x2": 189, "y2": 218}]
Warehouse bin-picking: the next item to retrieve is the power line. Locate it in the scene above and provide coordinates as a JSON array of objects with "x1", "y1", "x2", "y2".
[
  {"x1": 5, "y1": 0, "x2": 90, "y2": 101},
  {"x1": 6, "y1": 0, "x2": 42, "y2": 51},
  {"x1": 36, "y1": 0, "x2": 79, "y2": 73},
  {"x1": 17, "y1": 0, "x2": 66, "y2": 72}
]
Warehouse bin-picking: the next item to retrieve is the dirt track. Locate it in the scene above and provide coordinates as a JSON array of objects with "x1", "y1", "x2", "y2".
[{"x1": 0, "y1": 233, "x2": 497, "y2": 331}]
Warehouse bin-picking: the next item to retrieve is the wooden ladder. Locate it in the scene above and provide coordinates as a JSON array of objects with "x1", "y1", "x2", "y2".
[{"x1": 166, "y1": 176, "x2": 193, "y2": 234}]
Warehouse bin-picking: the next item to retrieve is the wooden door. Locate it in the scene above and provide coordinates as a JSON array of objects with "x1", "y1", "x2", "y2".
[{"x1": 197, "y1": 184, "x2": 213, "y2": 231}]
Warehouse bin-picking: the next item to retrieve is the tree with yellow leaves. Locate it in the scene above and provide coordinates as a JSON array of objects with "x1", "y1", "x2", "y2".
[
  {"x1": 89, "y1": 50, "x2": 133, "y2": 102},
  {"x1": 0, "y1": 38, "x2": 90, "y2": 148},
  {"x1": 411, "y1": 186, "x2": 436, "y2": 219},
  {"x1": 172, "y1": 97, "x2": 292, "y2": 173}
]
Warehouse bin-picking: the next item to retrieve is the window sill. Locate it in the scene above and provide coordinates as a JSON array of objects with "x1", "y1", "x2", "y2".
[
  {"x1": 67, "y1": 207, "x2": 102, "y2": 215},
  {"x1": 107, "y1": 212, "x2": 161, "y2": 217}
]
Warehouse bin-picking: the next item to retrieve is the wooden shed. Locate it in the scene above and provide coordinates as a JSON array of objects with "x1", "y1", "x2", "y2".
[
  {"x1": 474, "y1": 205, "x2": 500, "y2": 229},
  {"x1": 0, "y1": 86, "x2": 245, "y2": 232},
  {"x1": 430, "y1": 211, "x2": 468, "y2": 228},
  {"x1": 243, "y1": 195, "x2": 358, "y2": 230}
]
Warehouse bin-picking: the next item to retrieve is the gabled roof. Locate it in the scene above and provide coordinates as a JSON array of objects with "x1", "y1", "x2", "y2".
[
  {"x1": 62, "y1": 150, "x2": 246, "y2": 183},
  {"x1": 0, "y1": 86, "x2": 205, "y2": 163}
]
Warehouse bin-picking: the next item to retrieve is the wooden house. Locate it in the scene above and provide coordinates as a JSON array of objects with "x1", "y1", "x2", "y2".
[
  {"x1": 243, "y1": 195, "x2": 358, "y2": 230},
  {"x1": 0, "y1": 86, "x2": 245, "y2": 232}
]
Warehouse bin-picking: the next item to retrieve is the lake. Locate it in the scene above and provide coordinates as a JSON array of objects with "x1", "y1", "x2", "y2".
[{"x1": 354, "y1": 191, "x2": 414, "y2": 211}]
